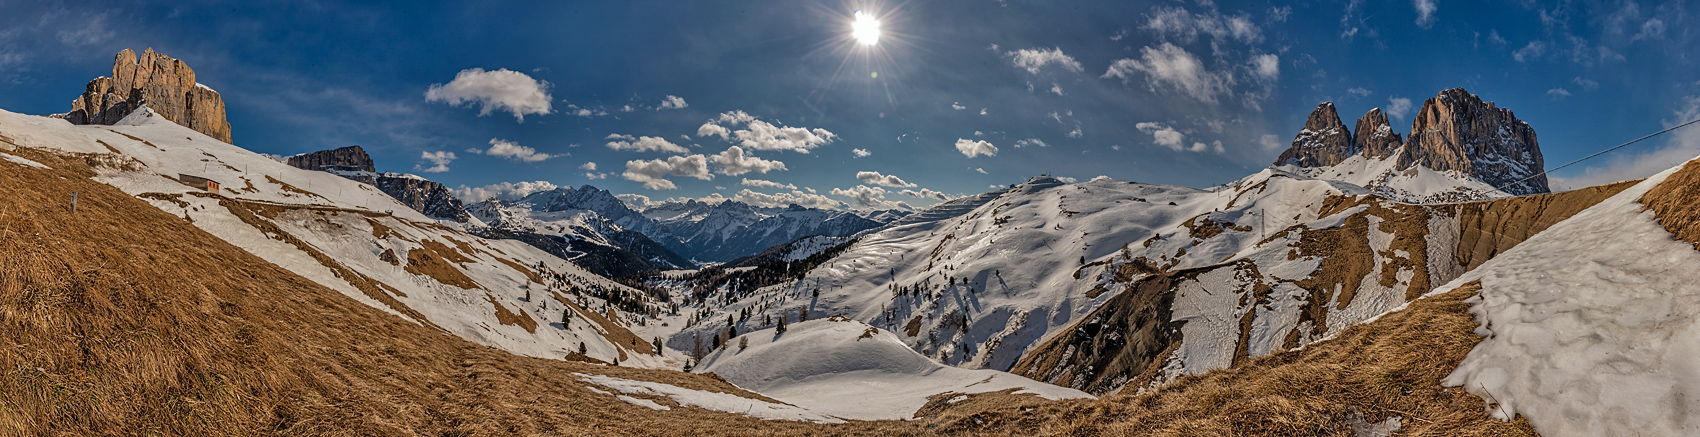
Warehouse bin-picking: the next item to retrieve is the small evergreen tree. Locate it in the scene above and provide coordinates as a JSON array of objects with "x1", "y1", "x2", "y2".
[
  {"x1": 776, "y1": 315, "x2": 788, "y2": 334},
  {"x1": 653, "y1": 337, "x2": 663, "y2": 355},
  {"x1": 561, "y1": 309, "x2": 571, "y2": 327},
  {"x1": 578, "y1": 342, "x2": 587, "y2": 355}
]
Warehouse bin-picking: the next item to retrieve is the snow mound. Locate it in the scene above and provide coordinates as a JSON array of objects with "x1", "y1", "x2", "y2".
[
  {"x1": 0, "y1": 152, "x2": 48, "y2": 169},
  {"x1": 1440, "y1": 159, "x2": 1700, "y2": 436},
  {"x1": 695, "y1": 316, "x2": 1090, "y2": 420},
  {"x1": 574, "y1": 373, "x2": 843, "y2": 423}
]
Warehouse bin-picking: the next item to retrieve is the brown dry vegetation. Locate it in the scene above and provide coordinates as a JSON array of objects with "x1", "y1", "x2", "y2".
[
  {"x1": 402, "y1": 240, "x2": 481, "y2": 290},
  {"x1": 1642, "y1": 159, "x2": 1700, "y2": 249}
]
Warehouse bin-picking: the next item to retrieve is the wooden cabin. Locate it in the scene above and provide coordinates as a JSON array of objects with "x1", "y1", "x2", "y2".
[{"x1": 179, "y1": 174, "x2": 220, "y2": 192}]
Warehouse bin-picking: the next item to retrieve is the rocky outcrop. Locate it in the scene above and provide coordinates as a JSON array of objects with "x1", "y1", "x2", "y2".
[
  {"x1": 1272, "y1": 88, "x2": 1549, "y2": 197},
  {"x1": 60, "y1": 48, "x2": 233, "y2": 143},
  {"x1": 285, "y1": 145, "x2": 469, "y2": 222},
  {"x1": 1401, "y1": 88, "x2": 1548, "y2": 195},
  {"x1": 286, "y1": 145, "x2": 376, "y2": 173},
  {"x1": 1353, "y1": 107, "x2": 1403, "y2": 159},
  {"x1": 1272, "y1": 102, "x2": 1356, "y2": 167}
]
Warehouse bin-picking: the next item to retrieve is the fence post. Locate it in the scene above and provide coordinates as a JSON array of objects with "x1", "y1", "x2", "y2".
[{"x1": 71, "y1": 192, "x2": 78, "y2": 214}]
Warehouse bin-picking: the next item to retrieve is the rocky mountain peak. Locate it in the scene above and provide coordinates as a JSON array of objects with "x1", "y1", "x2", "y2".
[
  {"x1": 286, "y1": 145, "x2": 376, "y2": 173},
  {"x1": 1353, "y1": 107, "x2": 1403, "y2": 159},
  {"x1": 1272, "y1": 102, "x2": 1356, "y2": 167},
  {"x1": 1400, "y1": 88, "x2": 1547, "y2": 195},
  {"x1": 59, "y1": 48, "x2": 233, "y2": 143}
]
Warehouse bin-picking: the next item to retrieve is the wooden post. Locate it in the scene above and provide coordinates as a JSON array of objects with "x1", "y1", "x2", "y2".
[{"x1": 71, "y1": 192, "x2": 77, "y2": 214}]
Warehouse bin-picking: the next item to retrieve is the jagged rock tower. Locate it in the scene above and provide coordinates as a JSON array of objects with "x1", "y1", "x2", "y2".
[{"x1": 59, "y1": 48, "x2": 233, "y2": 143}]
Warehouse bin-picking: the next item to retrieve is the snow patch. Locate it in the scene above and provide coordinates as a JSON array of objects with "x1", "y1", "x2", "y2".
[{"x1": 575, "y1": 373, "x2": 843, "y2": 423}]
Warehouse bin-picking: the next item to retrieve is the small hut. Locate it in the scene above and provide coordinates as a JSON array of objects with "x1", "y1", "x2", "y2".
[{"x1": 179, "y1": 174, "x2": 220, "y2": 192}]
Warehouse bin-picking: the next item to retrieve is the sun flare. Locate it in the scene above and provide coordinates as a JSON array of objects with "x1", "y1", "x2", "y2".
[{"x1": 851, "y1": 10, "x2": 881, "y2": 46}]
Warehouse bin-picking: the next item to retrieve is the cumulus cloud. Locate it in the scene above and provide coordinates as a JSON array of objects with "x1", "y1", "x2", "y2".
[
  {"x1": 976, "y1": 168, "x2": 988, "y2": 174},
  {"x1": 710, "y1": 146, "x2": 788, "y2": 175},
  {"x1": 622, "y1": 155, "x2": 712, "y2": 190},
  {"x1": 417, "y1": 151, "x2": 456, "y2": 173},
  {"x1": 697, "y1": 111, "x2": 837, "y2": 153},
  {"x1": 831, "y1": 185, "x2": 905, "y2": 209},
  {"x1": 724, "y1": 189, "x2": 839, "y2": 209},
  {"x1": 1105, "y1": 43, "x2": 1233, "y2": 103},
  {"x1": 585, "y1": 172, "x2": 607, "y2": 180},
  {"x1": 1067, "y1": 127, "x2": 1084, "y2": 138},
  {"x1": 1414, "y1": 0, "x2": 1437, "y2": 28},
  {"x1": 606, "y1": 134, "x2": 689, "y2": 153},
  {"x1": 852, "y1": 148, "x2": 871, "y2": 158},
  {"x1": 1387, "y1": 97, "x2": 1414, "y2": 120},
  {"x1": 658, "y1": 95, "x2": 688, "y2": 110},
  {"x1": 856, "y1": 171, "x2": 917, "y2": 187},
  {"x1": 741, "y1": 178, "x2": 796, "y2": 190},
  {"x1": 468, "y1": 138, "x2": 556, "y2": 162},
  {"x1": 1249, "y1": 54, "x2": 1279, "y2": 81},
  {"x1": 1142, "y1": 5, "x2": 1261, "y2": 44},
  {"x1": 454, "y1": 180, "x2": 560, "y2": 202},
  {"x1": 1015, "y1": 138, "x2": 1049, "y2": 148},
  {"x1": 954, "y1": 139, "x2": 999, "y2": 158},
  {"x1": 1005, "y1": 47, "x2": 1084, "y2": 74},
  {"x1": 952, "y1": 102, "x2": 966, "y2": 110},
  {"x1": 1050, "y1": 82, "x2": 1066, "y2": 96},
  {"x1": 579, "y1": 162, "x2": 597, "y2": 171},
  {"x1": 900, "y1": 188, "x2": 951, "y2": 201},
  {"x1": 1135, "y1": 122, "x2": 1187, "y2": 151},
  {"x1": 425, "y1": 68, "x2": 552, "y2": 122},
  {"x1": 1258, "y1": 134, "x2": 1283, "y2": 151},
  {"x1": 616, "y1": 193, "x2": 653, "y2": 209}
]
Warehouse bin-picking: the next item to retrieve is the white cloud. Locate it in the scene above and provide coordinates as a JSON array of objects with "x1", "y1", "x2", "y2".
[
  {"x1": 954, "y1": 139, "x2": 999, "y2": 158},
  {"x1": 1249, "y1": 54, "x2": 1279, "y2": 81},
  {"x1": 857, "y1": 171, "x2": 917, "y2": 187},
  {"x1": 975, "y1": 168, "x2": 988, "y2": 174},
  {"x1": 1269, "y1": 6, "x2": 1292, "y2": 23},
  {"x1": 1057, "y1": 176, "x2": 1078, "y2": 183},
  {"x1": 579, "y1": 162, "x2": 597, "y2": 171},
  {"x1": 900, "y1": 188, "x2": 951, "y2": 201},
  {"x1": 425, "y1": 68, "x2": 552, "y2": 122},
  {"x1": 1573, "y1": 77, "x2": 1600, "y2": 90},
  {"x1": 852, "y1": 148, "x2": 871, "y2": 158},
  {"x1": 1347, "y1": 87, "x2": 1373, "y2": 97},
  {"x1": 1135, "y1": 122, "x2": 1187, "y2": 151},
  {"x1": 1551, "y1": 96, "x2": 1700, "y2": 189},
  {"x1": 622, "y1": 155, "x2": 712, "y2": 190},
  {"x1": 658, "y1": 95, "x2": 688, "y2": 110},
  {"x1": 621, "y1": 105, "x2": 635, "y2": 112},
  {"x1": 973, "y1": 131, "x2": 985, "y2": 137},
  {"x1": 1050, "y1": 82, "x2": 1066, "y2": 96},
  {"x1": 606, "y1": 135, "x2": 689, "y2": 153},
  {"x1": 1015, "y1": 138, "x2": 1049, "y2": 148},
  {"x1": 1067, "y1": 127, "x2": 1083, "y2": 138},
  {"x1": 1258, "y1": 134, "x2": 1283, "y2": 151},
  {"x1": 472, "y1": 138, "x2": 556, "y2": 162},
  {"x1": 417, "y1": 151, "x2": 456, "y2": 173},
  {"x1": 616, "y1": 193, "x2": 653, "y2": 209},
  {"x1": 1142, "y1": 5, "x2": 1262, "y2": 44},
  {"x1": 710, "y1": 146, "x2": 788, "y2": 175},
  {"x1": 1414, "y1": 0, "x2": 1437, "y2": 28},
  {"x1": 698, "y1": 111, "x2": 837, "y2": 153},
  {"x1": 831, "y1": 185, "x2": 905, "y2": 209},
  {"x1": 1005, "y1": 47, "x2": 1084, "y2": 74},
  {"x1": 56, "y1": 13, "x2": 114, "y2": 47},
  {"x1": 453, "y1": 180, "x2": 559, "y2": 202},
  {"x1": 1387, "y1": 97, "x2": 1414, "y2": 120},
  {"x1": 952, "y1": 102, "x2": 966, "y2": 110},
  {"x1": 585, "y1": 172, "x2": 607, "y2": 180},
  {"x1": 1633, "y1": 18, "x2": 1666, "y2": 40},
  {"x1": 980, "y1": 108, "x2": 988, "y2": 115},
  {"x1": 1547, "y1": 88, "x2": 1572, "y2": 98},
  {"x1": 732, "y1": 189, "x2": 845, "y2": 209},
  {"x1": 1105, "y1": 43, "x2": 1233, "y2": 103},
  {"x1": 1513, "y1": 40, "x2": 1547, "y2": 62},
  {"x1": 741, "y1": 178, "x2": 797, "y2": 190}
]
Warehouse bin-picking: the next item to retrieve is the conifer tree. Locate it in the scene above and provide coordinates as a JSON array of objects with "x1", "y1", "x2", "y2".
[
  {"x1": 776, "y1": 315, "x2": 788, "y2": 334},
  {"x1": 578, "y1": 342, "x2": 587, "y2": 355}
]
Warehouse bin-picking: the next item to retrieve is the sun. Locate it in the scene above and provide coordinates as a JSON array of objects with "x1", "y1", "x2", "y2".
[{"x1": 851, "y1": 10, "x2": 881, "y2": 46}]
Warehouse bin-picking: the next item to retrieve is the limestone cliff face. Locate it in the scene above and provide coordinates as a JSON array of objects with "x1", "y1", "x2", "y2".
[
  {"x1": 60, "y1": 48, "x2": 233, "y2": 143},
  {"x1": 1400, "y1": 88, "x2": 1547, "y2": 195},
  {"x1": 286, "y1": 145, "x2": 376, "y2": 173},
  {"x1": 1353, "y1": 107, "x2": 1403, "y2": 159},
  {"x1": 1272, "y1": 102, "x2": 1356, "y2": 167}
]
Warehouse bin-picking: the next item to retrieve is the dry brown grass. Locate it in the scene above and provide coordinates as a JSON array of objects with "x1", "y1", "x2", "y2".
[
  {"x1": 1642, "y1": 160, "x2": 1700, "y2": 249},
  {"x1": 402, "y1": 239, "x2": 482, "y2": 290}
]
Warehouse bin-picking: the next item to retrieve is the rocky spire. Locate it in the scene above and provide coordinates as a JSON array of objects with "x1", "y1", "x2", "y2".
[
  {"x1": 1353, "y1": 107, "x2": 1403, "y2": 159},
  {"x1": 1399, "y1": 88, "x2": 1547, "y2": 195},
  {"x1": 287, "y1": 145, "x2": 376, "y2": 173},
  {"x1": 59, "y1": 48, "x2": 233, "y2": 143},
  {"x1": 1271, "y1": 102, "x2": 1356, "y2": 167}
]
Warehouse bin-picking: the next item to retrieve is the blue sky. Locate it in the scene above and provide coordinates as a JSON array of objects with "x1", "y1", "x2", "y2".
[{"x1": 2, "y1": 0, "x2": 1698, "y2": 210}]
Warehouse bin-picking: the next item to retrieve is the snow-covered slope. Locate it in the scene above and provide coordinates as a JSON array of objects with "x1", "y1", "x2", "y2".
[
  {"x1": 643, "y1": 200, "x2": 882, "y2": 263},
  {"x1": 0, "y1": 107, "x2": 674, "y2": 368},
  {"x1": 466, "y1": 193, "x2": 694, "y2": 277},
  {"x1": 694, "y1": 316, "x2": 1090, "y2": 420},
  {"x1": 1274, "y1": 152, "x2": 1511, "y2": 204},
  {"x1": 1440, "y1": 158, "x2": 1700, "y2": 436}
]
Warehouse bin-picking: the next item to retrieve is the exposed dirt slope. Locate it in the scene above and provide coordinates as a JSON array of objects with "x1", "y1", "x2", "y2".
[{"x1": 1642, "y1": 159, "x2": 1700, "y2": 249}]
